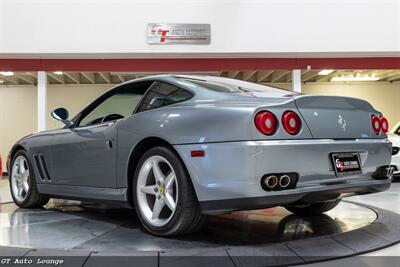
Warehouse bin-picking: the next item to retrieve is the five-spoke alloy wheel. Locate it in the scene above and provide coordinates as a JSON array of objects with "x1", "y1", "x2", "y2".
[
  {"x1": 10, "y1": 150, "x2": 49, "y2": 208},
  {"x1": 137, "y1": 155, "x2": 178, "y2": 227},
  {"x1": 11, "y1": 155, "x2": 30, "y2": 203},
  {"x1": 133, "y1": 146, "x2": 205, "y2": 236}
]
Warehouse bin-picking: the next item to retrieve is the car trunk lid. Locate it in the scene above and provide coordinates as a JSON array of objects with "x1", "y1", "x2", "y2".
[{"x1": 294, "y1": 95, "x2": 380, "y2": 139}]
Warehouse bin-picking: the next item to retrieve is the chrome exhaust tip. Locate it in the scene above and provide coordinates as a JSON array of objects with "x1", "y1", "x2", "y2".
[
  {"x1": 387, "y1": 167, "x2": 395, "y2": 178},
  {"x1": 264, "y1": 175, "x2": 278, "y2": 189},
  {"x1": 279, "y1": 175, "x2": 291, "y2": 188}
]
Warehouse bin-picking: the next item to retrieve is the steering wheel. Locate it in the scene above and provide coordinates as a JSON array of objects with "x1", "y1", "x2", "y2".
[{"x1": 101, "y1": 113, "x2": 124, "y2": 123}]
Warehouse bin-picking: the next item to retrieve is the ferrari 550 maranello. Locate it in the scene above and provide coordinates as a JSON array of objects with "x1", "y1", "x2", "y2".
[{"x1": 8, "y1": 75, "x2": 393, "y2": 236}]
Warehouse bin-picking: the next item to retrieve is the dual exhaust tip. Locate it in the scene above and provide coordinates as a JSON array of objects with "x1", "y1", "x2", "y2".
[
  {"x1": 387, "y1": 166, "x2": 395, "y2": 178},
  {"x1": 372, "y1": 165, "x2": 395, "y2": 180},
  {"x1": 263, "y1": 174, "x2": 291, "y2": 191}
]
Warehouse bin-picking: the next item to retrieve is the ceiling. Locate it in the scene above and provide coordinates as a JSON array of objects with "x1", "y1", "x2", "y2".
[{"x1": 1, "y1": 70, "x2": 400, "y2": 85}]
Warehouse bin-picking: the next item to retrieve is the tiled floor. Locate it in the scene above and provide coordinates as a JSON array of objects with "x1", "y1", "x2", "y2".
[
  {"x1": 0, "y1": 196, "x2": 377, "y2": 250},
  {"x1": 300, "y1": 181, "x2": 400, "y2": 266},
  {"x1": 348, "y1": 182, "x2": 400, "y2": 256},
  {"x1": 0, "y1": 177, "x2": 12, "y2": 203}
]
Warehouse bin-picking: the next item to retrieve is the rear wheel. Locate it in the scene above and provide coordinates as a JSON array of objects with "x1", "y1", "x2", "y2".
[
  {"x1": 285, "y1": 199, "x2": 341, "y2": 216},
  {"x1": 10, "y1": 150, "x2": 49, "y2": 208},
  {"x1": 133, "y1": 146, "x2": 205, "y2": 236}
]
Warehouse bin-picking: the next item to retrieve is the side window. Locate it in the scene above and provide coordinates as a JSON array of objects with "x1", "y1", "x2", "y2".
[
  {"x1": 78, "y1": 83, "x2": 151, "y2": 127},
  {"x1": 136, "y1": 82, "x2": 193, "y2": 113}
]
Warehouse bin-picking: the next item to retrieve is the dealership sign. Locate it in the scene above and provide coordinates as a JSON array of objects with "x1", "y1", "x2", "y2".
[{"x1": 147, "y1": 23, "x2": 211, "y2": 44}]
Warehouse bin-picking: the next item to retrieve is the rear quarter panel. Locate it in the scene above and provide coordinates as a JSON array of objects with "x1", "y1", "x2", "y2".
[{"x1": 115, "y1": 100, "x2": 313, "y2": 188}]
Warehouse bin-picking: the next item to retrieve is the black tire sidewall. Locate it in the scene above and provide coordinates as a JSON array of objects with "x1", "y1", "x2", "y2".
[
  {"x1": 9, "y1": 150, "x2": 37, "y2": 207},
  {"x1": 132, "y1": 146, "x2": 192, "y2": 236}
]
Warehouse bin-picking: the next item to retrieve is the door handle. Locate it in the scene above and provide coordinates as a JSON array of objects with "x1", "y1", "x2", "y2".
[{"x1": 94, "y1": 122, "x2": 115, "y2": 128}]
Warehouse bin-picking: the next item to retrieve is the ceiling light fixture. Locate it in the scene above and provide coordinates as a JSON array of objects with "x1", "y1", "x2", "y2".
[
  {"x1": 53, "y1": 71, "x2": 63, "y2": 75},
  {"x1": 318, "y1": 70, "x2": 334, "y2": 75},
  {"x1": 0, "y1": 80, "x2": 4, "y2": 84},
  {"x1": 0, "y1": 71, "x2": 14, "y2": 76},
  {"x1": 331, "y1": 76, "x2": 380, "y2": 82}
]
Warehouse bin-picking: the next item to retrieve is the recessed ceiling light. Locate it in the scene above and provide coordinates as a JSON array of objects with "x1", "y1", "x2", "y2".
[
  {"x1": 331, "y1": 76, "x2": 379, "y2": 82},
  {"x1": 0, "y1": 79, "x2": 4, "y2": 84},
  {"x1": 0, "y1": 71, "x2": 14, "y2": 76},
  {"x1": 318, "y1": 70, "x2": 334, "y2": 75},
  {"x1": 53, "y1": 71, "x2": 63, "y2": 75}
]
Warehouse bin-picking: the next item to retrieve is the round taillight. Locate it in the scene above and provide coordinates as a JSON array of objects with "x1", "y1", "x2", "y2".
[
  {"x1": 371, "y1": 115, "x2": 381, "y2": 135},
  {"x1": 380, "y1": 117, "x2": 389, "y2": 133},
  {"x1": 254, "y1": 111, "x2": 277, "y2": 135},
  {"x1": 282, "y1": 111, "x2": 301, "y2": 135}
]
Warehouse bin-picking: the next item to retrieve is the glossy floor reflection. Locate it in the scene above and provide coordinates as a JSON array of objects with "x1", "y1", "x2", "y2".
[
  {"x1": 0, "y1": 178, "x2": 12, "y2": 203},
  {"x1": 0, "y1": 197, "x2": 376, "y2": 252}
]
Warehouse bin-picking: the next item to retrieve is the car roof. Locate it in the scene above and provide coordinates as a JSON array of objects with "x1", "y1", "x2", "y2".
[
  {"x1": 173, "y1": 74, "x2": 292, "y2": 92},
  {"x1": 131, "y1": 74, "x2": 297, "y2": 97}
]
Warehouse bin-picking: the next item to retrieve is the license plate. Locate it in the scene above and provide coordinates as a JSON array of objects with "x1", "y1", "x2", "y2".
[{"x1": 331, "y1": 152, "x2": 362, "y2": 177}]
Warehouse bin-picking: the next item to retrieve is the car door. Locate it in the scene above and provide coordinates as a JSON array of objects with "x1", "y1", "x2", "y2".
[{"x1": 50, "y1": 82, "x2": 152, "y2": 188}]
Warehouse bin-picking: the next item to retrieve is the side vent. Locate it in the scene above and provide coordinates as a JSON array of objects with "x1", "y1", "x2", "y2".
[
  {"x1": 34, "y1": 154, "x2": 52, "y2": 182},
  {"x1": 39, "y1": 155, "x2": 52, "y2": 181}
]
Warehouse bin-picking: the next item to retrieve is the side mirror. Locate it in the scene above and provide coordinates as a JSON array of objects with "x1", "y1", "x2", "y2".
[{"x1": 51, "y1": 108, "x2": 73, "y2": 127}]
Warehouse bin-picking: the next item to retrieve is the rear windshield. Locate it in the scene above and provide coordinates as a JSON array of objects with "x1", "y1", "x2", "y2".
[{"x1": 179, "y1": 76, "x2": 300, "y2": 98}]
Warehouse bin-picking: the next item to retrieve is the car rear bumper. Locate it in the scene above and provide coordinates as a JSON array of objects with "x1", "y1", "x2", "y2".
[
  {"x1": 199, "y1": 178, "x2": 390, "y2": 214},
  {"x1": 174, "y1": 138, "x2": 392, "y2": 213}
]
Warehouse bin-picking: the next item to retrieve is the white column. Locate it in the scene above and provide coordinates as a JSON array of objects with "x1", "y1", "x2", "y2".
[
  {"x1": 292, "y1": 69, "x2": 302, "y2": 93},
  {"x1": 37, "y1": 71, "x2": 47, "y2": 131}
]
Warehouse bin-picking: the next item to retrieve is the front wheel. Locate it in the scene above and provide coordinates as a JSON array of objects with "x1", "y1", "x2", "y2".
[
  {"x1": 9, "y1": 150, "x2": 49, "y2": 208},
  {"x1": 285, "y1": 199, "x2": 341, "y2": 216},
  {"x1": 133, "y1": 146, "x2": 205, "y2": 236}
]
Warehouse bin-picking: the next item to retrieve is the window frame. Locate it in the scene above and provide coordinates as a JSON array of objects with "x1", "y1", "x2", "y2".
[
  {"x1": 70, "y1": 81, "x2": 155, "y2": 128},
  {"x1": 133, "y1": 81, "x2": 194, "y2": 114}
]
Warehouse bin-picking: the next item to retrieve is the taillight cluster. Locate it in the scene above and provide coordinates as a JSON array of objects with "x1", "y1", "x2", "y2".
[
  {"x1": 282, "y1": 111, "x2": 301, "y2": 135},
  {"x1": 381, "y1": 117, "x2": 389, "y2": 133},
  {"x1": 254, "y1": 111, "x2": 277, "y2": 135},
  {"x1": 371, "y1": 115, "x2": 389, "y2": 135},
  {"x1": 254, "y1": 110, "x2": 301, "y2": 136}
]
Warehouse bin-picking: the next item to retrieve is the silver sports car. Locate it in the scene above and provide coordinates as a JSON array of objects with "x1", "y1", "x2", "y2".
[{"x1": 8, "y1": 75, "x2": 393, "y2": 236}]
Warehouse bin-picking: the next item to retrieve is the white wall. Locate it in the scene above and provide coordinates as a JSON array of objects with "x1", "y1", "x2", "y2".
[
  {"x1": 0, "y1": 0, "x2": 399, "y2": 57},
  {"x1": 0, "y1": 85, "x2": 37, "y2": 172}
]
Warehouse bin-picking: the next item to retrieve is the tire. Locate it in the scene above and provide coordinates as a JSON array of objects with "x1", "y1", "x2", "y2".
[
  {"x1": 133, "y1": 146, "x2": 205, "y2": 236},
  {"x1": 285, "y1": 199, "x2": 341, "y2": 216},
  {"x1": 9, "y1": 150, "x2": 49, "y2": 208}
]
